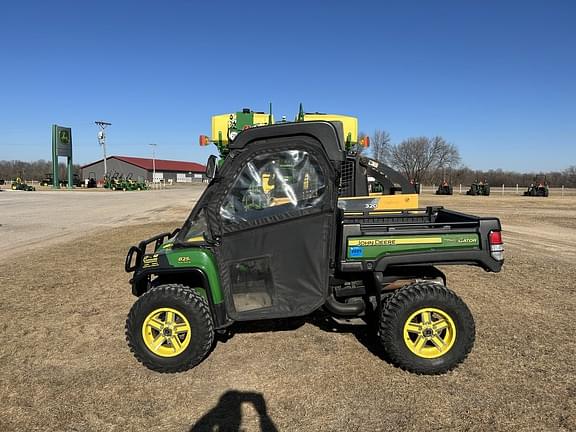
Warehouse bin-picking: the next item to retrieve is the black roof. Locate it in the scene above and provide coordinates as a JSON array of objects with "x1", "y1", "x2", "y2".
[{"x1": 229, "y1": 121, "x2": 346, "y2": 162}]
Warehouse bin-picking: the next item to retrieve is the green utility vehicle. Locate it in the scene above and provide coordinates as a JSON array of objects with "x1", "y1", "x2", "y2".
[{"x1": 125, "y1": 122, "x2": 504, "y2": 375}]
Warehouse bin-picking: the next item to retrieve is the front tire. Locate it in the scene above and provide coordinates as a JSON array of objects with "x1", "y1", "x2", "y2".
[
  {"x1": 126, "y1": 284, "x2": 214, "y2": 373},
  {"x1": 379, "y1": 283, "x2": 475, "y2": 374}
]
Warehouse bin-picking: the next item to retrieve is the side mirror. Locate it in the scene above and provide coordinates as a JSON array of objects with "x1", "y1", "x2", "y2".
[{"x1": 206, "y1": 155, "x2": 218, "y2": 180}]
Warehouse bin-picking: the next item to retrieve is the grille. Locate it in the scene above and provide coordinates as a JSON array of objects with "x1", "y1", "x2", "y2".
[{"x1": 339, "y1": 158, "x2": 355, "y2": 196}]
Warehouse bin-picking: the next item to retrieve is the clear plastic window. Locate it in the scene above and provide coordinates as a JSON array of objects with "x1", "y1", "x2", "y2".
[
  {"x1": 220, "y1": 150, "x2": 326, "y2": 223},
  {"x1": 183, "y1": 210, "x2": 208, "y2": 242},
  {"x1": 230, "y1": 257, "x2": 274, "y2": 312}
]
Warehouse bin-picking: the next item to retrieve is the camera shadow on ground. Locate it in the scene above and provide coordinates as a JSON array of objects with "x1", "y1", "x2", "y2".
[{"x1": 190, "y1": 390, "x2": 278, "y2": 432}]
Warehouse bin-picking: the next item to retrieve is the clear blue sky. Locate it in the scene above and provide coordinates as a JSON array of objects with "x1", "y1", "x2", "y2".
[{"x1": 1, "y1": 0, "x2": 574, "y2": 171}]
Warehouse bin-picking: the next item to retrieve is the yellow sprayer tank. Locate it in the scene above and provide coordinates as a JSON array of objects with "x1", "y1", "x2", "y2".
[{"x1": 303, "y1": 113, "x2": 358, "y2": 146}]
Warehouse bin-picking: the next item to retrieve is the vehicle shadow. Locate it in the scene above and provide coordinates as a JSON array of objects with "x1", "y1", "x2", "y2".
[
  {"x1": 308, "y1": 310, "x2": 390, "y2": 362},
  {"x1": 222, "y1": 316, "x2": 307, "y2": 336},
  {"x1": 189, "y1": 390, "x2": 278, "y2": 432},
  {"x1": 219, "y1": 310, "x2": 389, "y2": 363}
]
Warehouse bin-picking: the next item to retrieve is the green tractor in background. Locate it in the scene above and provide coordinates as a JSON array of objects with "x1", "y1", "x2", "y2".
[
  {"x1": 466, "y1": 180, "x2": 490, "y2": 196},
  {"x1": 104, "y1": 172, "x2": 147, "y2": 191},
  {"x1": 436, "y1": 180, "x2": 453, "y2": 195},
  {"x1": 122, "y1": 173, "x2": 148, "y2": 191},
  {"x1": 11, "y1": 177, "x2": 35, "y2": 191},
  {"x1": 523, "y1": 177, "x2": 549, "y2": 197},
  {"x1": 40, "y1": 173, "x2": 53, "y2": 187},
  {"x1": 104, "y1": 172, "x2": 124, "y2": 190}
]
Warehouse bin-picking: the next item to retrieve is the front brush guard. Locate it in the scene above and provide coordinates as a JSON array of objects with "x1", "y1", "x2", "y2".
[{"x1": 125, "y1": 228, "x2": 180, "y2": 272}]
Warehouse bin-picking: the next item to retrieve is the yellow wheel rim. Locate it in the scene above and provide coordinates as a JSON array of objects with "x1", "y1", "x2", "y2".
[
  {"x1": 142, "y1": 308, "x2": 191, "y2": 357},
  {"x1": 403, "y1": 307, "x2": 456, "y2": 359}
]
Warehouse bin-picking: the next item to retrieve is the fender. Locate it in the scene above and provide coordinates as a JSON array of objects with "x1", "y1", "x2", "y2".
[{"x1": 130, "y1": 249, "x2": 231, "y2": 328}]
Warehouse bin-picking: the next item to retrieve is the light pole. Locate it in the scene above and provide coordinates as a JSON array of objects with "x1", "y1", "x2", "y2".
[
  {"x1": 95, "y1": 121, "x2": 111, "y2": 178},
  {"x1": 149, "y1": 143, "x2": 157, "y2": 182}
]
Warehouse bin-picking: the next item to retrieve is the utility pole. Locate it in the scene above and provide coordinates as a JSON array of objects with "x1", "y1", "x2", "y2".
[
  {"x1": 149, "y1": 143, "x2": 157, "y2": 182},
  {"x1": 95, "y1": 121, "x2": 111, "y2": 178}
]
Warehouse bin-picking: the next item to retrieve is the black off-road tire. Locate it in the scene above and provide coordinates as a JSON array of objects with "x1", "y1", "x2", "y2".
[
  {"x1": 126, "y1": 284, "x2": 214, "y2": 373},
  {"x1": 379, "y1": 282, "x2": 475, "y2": 375}
]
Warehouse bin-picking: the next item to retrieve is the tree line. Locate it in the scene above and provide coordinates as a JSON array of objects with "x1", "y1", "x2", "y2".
[
  {"x1": 366, "y1": 129, "x2": 576, "y2": 187},
  {"x1": 1, "y1": 148, "x2": 575, "y2": 188},
  {"x1": 0, "y1": 160, "x2": 81, "y2": 181}
]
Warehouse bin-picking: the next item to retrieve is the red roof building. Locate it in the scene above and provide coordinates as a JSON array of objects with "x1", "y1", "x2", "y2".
[{"x1": 81, "y1": 156, "x2": 206, "y2": 182}]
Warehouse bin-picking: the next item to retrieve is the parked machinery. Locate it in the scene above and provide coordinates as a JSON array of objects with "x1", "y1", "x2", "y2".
[
  {"x1": 122, "y1": 173, "x2": 148, "y2": 191},
  {"x1": 524, "y1": 178, "x2": 549, "y2": 197},
  {"x1": 11, "y1": 177, "x2": 35, "y2": 191},
  {"x1": 40, "y1": 173, "x2": 53, "y2": 186},
  {"x1": 85, "y1": 172, "x2": 98, "y2": 188},
  {"x1": 104, "y1": 172, "x2": 122, "y2": 190},
  {"x1": 466, "y1": 180, "x2": 490, "y2": 196},
  {"x1": 436, "y1": 180, "x2": 453, "y2": 195},
  {"x1": 104, "y1": 172, "x2": 147, "y2": 191}
]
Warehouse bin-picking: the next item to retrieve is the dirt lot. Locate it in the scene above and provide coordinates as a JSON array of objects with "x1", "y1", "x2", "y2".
[
  {"x1": 0, "y1": 186, "x2": 204, "y2": 259},
  {"x1": 1, "y1": 190, "x2": 575, "y2": 431}
]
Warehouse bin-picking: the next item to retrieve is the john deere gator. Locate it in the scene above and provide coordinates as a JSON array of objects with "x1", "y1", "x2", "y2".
[{"x1": 124, "y1": 120, "x2": 504, "y2": 375}]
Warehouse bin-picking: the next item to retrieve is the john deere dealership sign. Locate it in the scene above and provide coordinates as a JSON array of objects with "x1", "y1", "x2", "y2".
[
  {"x1": 54, "y1": 125, "x2": 72, "y2": 157},
  {"x1": 51, "y1": 124, "x2": 73, "y2": 188}
]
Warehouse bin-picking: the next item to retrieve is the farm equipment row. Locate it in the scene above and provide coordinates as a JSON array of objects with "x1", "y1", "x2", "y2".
[
  {"x1": 438, "y1": 179, "x2": 550, "y2": 197},
  {"x1": 104, "y1": 172, "x2": 147, "y2": 191},
  {"x1": 40, "y1": 173, "x2": 83, "y2": 188}
]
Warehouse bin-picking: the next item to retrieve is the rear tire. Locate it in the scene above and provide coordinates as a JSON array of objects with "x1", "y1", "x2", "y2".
[
  {"x1": 379, "y1": 282, "x2": 475, "y2": 374},
  {"x1": 126, "y1": 284, "x2": 214, "y2": 373}
]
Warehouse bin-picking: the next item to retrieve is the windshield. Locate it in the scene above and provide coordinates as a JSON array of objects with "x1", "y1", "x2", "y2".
[{"x1": 181, "y1": 209, "x2": 208, "y2": 242}]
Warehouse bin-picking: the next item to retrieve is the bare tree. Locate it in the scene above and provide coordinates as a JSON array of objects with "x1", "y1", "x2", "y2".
[
  {"x1": 564, "y1": 166, "x2": 576, "y2": 187},
  {"x1": 388, "y1": 136, "x2": 460, "y2": 183},
  {"x1": 371, "y1": 129, "x2": 391, "y2": 163},
  {"x1": 0, "y1": 160, "x2": 80, "y2": 181}
]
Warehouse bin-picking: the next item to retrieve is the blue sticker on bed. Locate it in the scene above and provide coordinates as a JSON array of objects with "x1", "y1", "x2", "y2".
[{"x1": 349, "y1": 246, "x2": 364, "y2": 258}]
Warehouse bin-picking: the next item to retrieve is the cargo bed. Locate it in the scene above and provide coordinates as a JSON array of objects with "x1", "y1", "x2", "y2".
[{"x1": 339, "y1": 207, "x2": 503, "y2": 273}]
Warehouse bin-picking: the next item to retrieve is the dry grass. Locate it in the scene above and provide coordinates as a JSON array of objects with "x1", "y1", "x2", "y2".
[{"x1": 1, "y1": 195, "x2": 575, "y2": 431}]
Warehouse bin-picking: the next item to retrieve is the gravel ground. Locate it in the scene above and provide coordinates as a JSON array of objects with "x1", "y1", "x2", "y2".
[{"x1": 0, "y1": 185, "x2": 204, "y2": 259}]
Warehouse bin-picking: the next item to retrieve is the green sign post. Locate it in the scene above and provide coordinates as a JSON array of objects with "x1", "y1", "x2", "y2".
[{"x1": 51, "y1": 125, "x2": 73, "y2": 189}]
